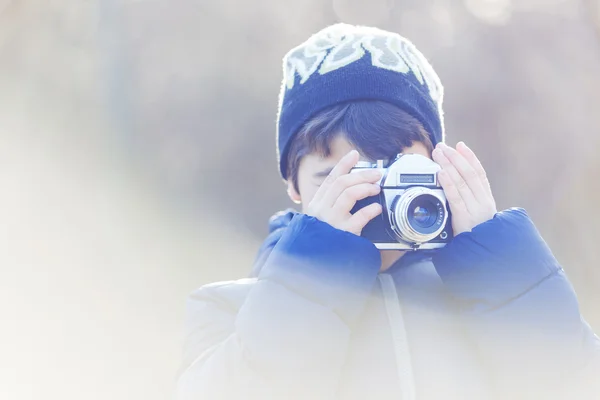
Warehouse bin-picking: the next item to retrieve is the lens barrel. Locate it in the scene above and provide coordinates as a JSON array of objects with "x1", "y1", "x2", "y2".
[{"x1": 392, "y1": 187, "x2": 447, "y2": 243}]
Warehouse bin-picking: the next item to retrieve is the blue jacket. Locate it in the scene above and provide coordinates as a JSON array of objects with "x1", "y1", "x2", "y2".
[{"x1": 177, "y1": 208, "x2": 600, "y2": 399}]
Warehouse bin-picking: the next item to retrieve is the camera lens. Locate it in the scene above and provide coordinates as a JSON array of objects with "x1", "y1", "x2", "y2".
[
  {"x1": 413, "y1": 206, "x2": 429, "y2": 223},
  {"x1": 391, "y1": 187, "x2": 448, "y2": 244},
  {"x1": 410, "y1": 200, "x2": 439, "y2": 229}
]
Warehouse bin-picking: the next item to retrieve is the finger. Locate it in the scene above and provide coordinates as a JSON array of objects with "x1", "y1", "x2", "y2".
[
  {"x1": 321, "y1": 169, "x2": 382, "y2": 208},
  {"x1": 432, "y1": 147, "x2": 479, "y2": 209},
  {"x1": 456, "y1": 142, "x2": 492, "y2": 196},
  {"x1": 437, "y1": 170, "x2": 468, "y2": 215},
  {"x1": 346, "y1": 202, "x2": 382, "y2": 235},
  {"x1": 439, "y1": 144, "x2": 489, "y2": 202},
  {"x1": 332, "y1": 182, "x2": 381, "y2": 214},
  {"x1": 439, "y1": 144, "x2": 490, "y2": 205},
  {"x1": 441, "y1": 145, "x2": 483, "y2": 198},
  {"x1": 311, "y1": 150, "x2": 360, "y2": 203}
]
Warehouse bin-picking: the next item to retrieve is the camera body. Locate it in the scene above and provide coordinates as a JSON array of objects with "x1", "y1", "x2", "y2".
[{"x1": 350, "y1": 153, "x2": 452, "y2": 250}]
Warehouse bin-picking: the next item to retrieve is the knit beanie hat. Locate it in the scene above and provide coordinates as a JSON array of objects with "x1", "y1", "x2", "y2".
[{"x1": 276, "y1": 23, "x2": 445, "y2": 179}]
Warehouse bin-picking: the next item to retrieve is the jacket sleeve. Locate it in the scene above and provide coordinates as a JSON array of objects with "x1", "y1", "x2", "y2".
[
  {"x1": 176, "y1": 214, "x2": 381, "y2": 400},
  {"x1": 432, "y1": 208, "x2": 600, "y2": 399}
]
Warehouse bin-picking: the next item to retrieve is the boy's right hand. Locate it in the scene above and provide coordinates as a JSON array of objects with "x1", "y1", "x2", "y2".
[{"x1": 306, "y1": 150, "x2": 383, "y2": 236}]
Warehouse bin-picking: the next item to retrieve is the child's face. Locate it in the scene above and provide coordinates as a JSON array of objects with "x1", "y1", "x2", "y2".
[{"x1": 287, "y1": 134, "x2": 432, "y2": 211}]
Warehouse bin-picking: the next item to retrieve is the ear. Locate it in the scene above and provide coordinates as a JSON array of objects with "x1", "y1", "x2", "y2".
[{"x1": 286, "y1": 181, "x2": 302, "y2": 204}]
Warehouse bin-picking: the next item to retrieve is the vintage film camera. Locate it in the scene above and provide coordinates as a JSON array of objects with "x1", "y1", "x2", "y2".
[{"x1": 350, "y1": 153, "x2": 452, "y2": 250}]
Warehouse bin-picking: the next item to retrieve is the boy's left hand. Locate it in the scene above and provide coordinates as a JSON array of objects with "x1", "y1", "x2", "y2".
[{"x1": 432, "y1": 142, "x2": 497, "y2": 236}]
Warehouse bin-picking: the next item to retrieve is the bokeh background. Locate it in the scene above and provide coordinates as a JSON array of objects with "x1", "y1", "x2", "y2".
[{"x1": 1, "y1": 0, "x2": 600, "y2": 399}]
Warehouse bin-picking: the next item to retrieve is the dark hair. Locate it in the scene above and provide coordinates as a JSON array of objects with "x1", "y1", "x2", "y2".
[{"x1": 286, "y1": 100, "x2": 435, "y2": 194}]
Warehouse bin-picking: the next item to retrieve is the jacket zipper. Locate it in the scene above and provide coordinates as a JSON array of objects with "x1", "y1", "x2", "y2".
[{"x1": 378, "y1": 274, "x2": 417, "y2": 400}]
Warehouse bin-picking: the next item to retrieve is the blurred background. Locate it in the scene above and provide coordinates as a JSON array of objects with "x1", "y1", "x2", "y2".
[{"x1": 1, "y1": 0, "x2": 600, "y2": 399}]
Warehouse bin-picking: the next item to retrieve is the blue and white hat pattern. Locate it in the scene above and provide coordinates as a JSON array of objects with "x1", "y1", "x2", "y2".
[{"x1": 276, "y1": 23, "x2": 445, "y2": 179}]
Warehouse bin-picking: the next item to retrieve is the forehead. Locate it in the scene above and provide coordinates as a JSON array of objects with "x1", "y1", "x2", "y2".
[
  {"x1": 299, "y1": 136, "x2": 431, "y2": 177},
  {"x1": 308, "y1": 135, "x2": 372, "y2": 162},
  {"x1": 299, "y1": 136, "x2": 370, "y2": 174},
  {"x1": 319, "y1": 135, "x2": 355, "y2": 158}
]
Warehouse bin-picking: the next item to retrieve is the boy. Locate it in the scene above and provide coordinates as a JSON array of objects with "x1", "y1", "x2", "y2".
[{"x1": 177, "y1": 24, "x2": 600, "y2": 399}]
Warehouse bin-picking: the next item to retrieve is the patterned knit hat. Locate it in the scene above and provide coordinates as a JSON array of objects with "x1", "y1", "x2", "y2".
[{"x1": 276, "y1": 23, "x2": 445, "y2": 179}]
